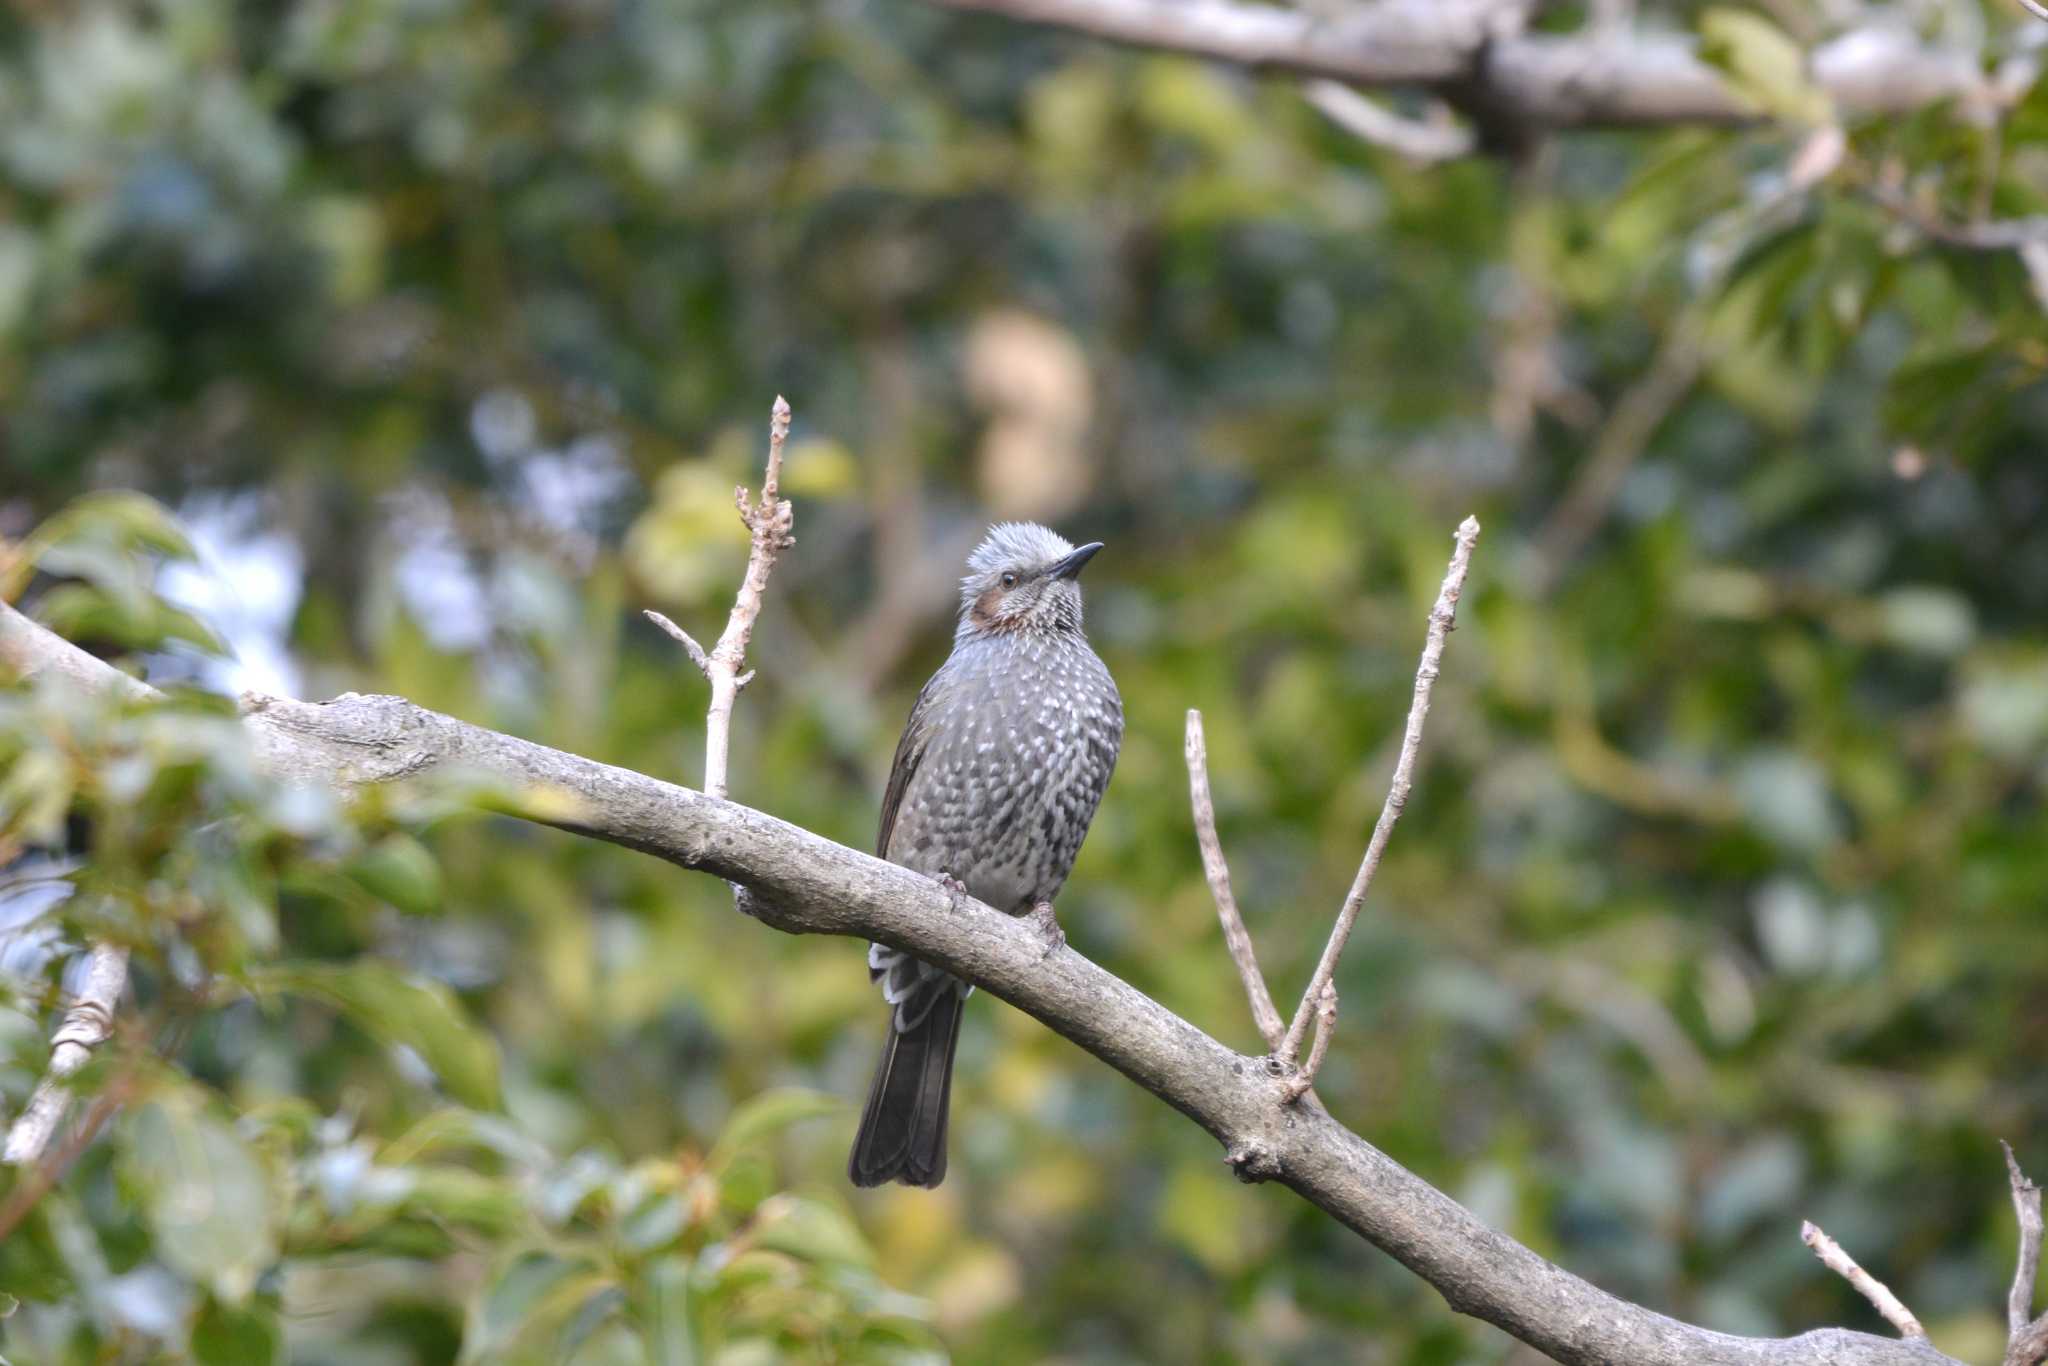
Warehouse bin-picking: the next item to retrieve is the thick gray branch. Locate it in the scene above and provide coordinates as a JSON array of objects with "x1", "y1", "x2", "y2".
[
  {"x1": 0, "y1": 599, "x2": 1965, "y2": 1366},
  {"x1": 928, "y1": 0, "x2": 1989, "y2": 132}
]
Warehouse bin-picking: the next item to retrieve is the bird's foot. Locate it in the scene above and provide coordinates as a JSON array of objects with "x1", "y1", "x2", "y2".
[
  {"x1": 1026, "y1": 902, "x2": 1066, "y2": 959},
  {"x1": 935, "y1": 873, "x2": 969, "y2": 914}
]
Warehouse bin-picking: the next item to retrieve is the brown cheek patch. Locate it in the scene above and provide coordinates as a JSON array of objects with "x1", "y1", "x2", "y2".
[{"x1": 970, "y1": 585, "x2": 1006, "y2": 629}]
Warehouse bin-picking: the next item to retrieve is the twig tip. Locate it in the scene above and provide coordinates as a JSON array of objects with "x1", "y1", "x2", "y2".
[{"x1": 2005, "y1": 1139, "x2": 2035, "y2": 1189}]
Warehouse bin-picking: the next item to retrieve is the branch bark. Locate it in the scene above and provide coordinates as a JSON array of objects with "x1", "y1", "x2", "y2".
[
  {"x1": 0, "y1": 594, "x2": 1976, "y2": 1366},
  {"x1": 926, "y1": 0, "x2": 1990, "y2": 134}
]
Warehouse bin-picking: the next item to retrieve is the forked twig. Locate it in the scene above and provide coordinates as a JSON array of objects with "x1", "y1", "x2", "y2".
[
  {"x1": 1282, "y1": 984, "x2": 1338, "y2": 1102},
  {"x1": 1185, "y1": 709, "x2": 1285, "y2": 1051},
  {"x1": 645, "y1": 396, "x2": 795, "y2": 802},
  {"x1": 1800, "y1": 1220, "x2": 1926, "y2": 1340},
  {"x1": 2004, "y1": 1142, "x2": 2048, "y2": 1366},
  {"x1": 1277, "y1": 516, "x2": 1480, "y2": 1074}
]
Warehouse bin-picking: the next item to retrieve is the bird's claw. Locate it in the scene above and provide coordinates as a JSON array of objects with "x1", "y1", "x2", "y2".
[
  {"x1": 1026, "y1": 902, "x2": 1065, "y2": 959},
  {"x1": 935, "y1": 873, "x2": 969, "y2": 913}
]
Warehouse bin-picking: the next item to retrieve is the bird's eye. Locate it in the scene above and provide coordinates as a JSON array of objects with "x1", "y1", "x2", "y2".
[{"x1": 1000, "y1": 572, "x2": 1018, "y2": 588}]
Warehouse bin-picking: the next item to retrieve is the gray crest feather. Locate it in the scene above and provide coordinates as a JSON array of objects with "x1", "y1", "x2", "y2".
[{"x1": 959, "y1": 522, "x2": 1076, "y2": 609}]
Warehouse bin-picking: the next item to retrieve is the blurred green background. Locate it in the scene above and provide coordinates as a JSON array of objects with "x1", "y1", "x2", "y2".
[{"x1": 3, "y1": 0, "x2": 2048, "y2": 1362}]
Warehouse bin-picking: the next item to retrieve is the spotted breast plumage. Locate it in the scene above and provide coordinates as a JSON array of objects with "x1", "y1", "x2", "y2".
[{"x1": 849, "y1": 522, "x2": 1122, "y2": 1188}]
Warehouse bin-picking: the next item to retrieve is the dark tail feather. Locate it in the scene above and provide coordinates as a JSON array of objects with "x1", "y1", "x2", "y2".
[{"x1": 848, "y1": 989, "x2": 964, "y2": 1188}]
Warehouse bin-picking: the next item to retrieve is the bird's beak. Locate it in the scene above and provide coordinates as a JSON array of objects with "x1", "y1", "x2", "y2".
[{"x1": 1049, "y1": 542, "x2": 1104, "y2": 580}]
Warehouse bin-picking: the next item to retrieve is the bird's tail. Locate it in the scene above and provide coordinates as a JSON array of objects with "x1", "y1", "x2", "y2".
[{"x1": 848, "y1": 984, "x2": 965, "y2": 1188}]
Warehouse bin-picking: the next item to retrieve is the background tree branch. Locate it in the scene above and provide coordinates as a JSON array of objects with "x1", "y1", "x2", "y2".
[
  {"x1": 0, "y1": 594, "x2": 1984, "y2": 1366},
  {"x1": 925, "y1": 0, "x2": 1991, "y2": 135},
  {"x1": 2, "y1": 942, "x2": 129, "y2": 1165}
]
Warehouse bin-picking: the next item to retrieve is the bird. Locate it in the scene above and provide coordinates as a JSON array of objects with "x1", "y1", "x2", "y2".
[{"x1": 849, "y1": 522, "x2": 1123, "y2": 1188}]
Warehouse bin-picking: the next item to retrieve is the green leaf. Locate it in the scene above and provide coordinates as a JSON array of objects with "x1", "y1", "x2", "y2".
[
  {"x1": 620, "y1": 1193, "x2": 689, "y2": 1254},
  {"x1": 749, "y1": 1195, "x2": 874, "y2": 1270},
  {"x1": 123, "y1": 1099, "x2": 278, "y2": 1303},
  {"x1": 0, "y1": 746, "x2": 74, "y2": 847},
  {"x1": 639, "y1": 1255, "x2": 698, "y2": 1366},
  {"x1": 345, "y1": 833, "x2": 445, "y2": 916},
  {"x1": 1699, "y1": 9, "x2": 1831, "y2": 124},
  {"x1": 30, "y1": 491, "x2": 197, "y2": 564},
  {"x1": 249, "y1": 961, "x2": 501, "y2": 1109},
  {"x1": 404, "y1": 1166, "x2": 526, "y2": 1235},
  {"x1": 706, "y1": 1088, "x2": 841, "y2": 1172},
  {"x1": 464, "y1": 1251, "x2": 618, "y2": 1364},
  {"x1": 32, "y1": 584, "x2": 228, "y2": 657},
  {"x1": 191, "y1": 1296, "x2": 284, "y2": 1366}
]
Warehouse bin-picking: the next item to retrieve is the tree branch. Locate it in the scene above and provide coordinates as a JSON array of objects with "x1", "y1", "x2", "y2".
[
  {"x1": 0, "y1": 595, "x2": 1977, "y2": 1366},
  {"x1": 1184, "y1": 708, "x2": 1285, "y2": 1051},
  {"x1": 925, "y1": 0, "x2": 1990, "y2": 134},
  {"x1": 1278, "y1": 515, "x2": 1480, "y2": 1070}
]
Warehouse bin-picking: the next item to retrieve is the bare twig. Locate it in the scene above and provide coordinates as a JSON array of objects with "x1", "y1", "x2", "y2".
[
  {"x1": 643, "y1": 610, "x2": 711, "y2": 678},
  {"x1": 1185, "y1": 709, "x2": 1284, "y2": 1051},
  {"x1": 1801, "y1": 1220, "x2": 1926, "y2": 1340},
  {"x1": 2003, "y1": 1143, "x2": 2048, "y2": 1366},
  {"x1": 2008, "y1": 1143, "x2": 2042, "y2": 1336},
  {"x1": 1281, "y1": 984, "x2": 1337, "y2": 1102},
  {"x1": 4, "y1": 942, "x2": 130, "y2": 1165},
  {"x1": 646, "y1": 397, "x2": 795, "y2": 802},
  {"x1": 1304, "y1": 81, "x2": 1475, "y2": 164},
  {"x1": 1277, "y1": 516, "x2": 1481, "y2": 1068}
]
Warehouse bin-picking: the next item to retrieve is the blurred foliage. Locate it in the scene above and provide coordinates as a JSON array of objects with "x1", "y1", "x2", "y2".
[{"x1": 2, "y1": 0, "x2": 2048, "y2": 1361}]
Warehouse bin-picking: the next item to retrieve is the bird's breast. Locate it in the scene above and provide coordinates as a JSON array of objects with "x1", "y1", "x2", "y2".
[{"x1": 890, "y1": 635, "x2": 1121, "y2": 912}]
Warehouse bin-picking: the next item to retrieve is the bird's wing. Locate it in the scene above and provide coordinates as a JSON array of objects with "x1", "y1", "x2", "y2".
[{"x1": 877, "y1": 673, "x2": 942, "y2": 859}]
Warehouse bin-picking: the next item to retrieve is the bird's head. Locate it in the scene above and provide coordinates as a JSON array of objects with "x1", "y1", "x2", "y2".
[{"x1": 957, "y1": 522, "x2": 1103, "y2": 640}]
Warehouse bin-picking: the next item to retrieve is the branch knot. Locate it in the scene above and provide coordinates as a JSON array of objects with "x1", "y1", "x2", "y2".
[{"x1": 1224, "y1": 1140, "x2": 1282, "y2": 1184}]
